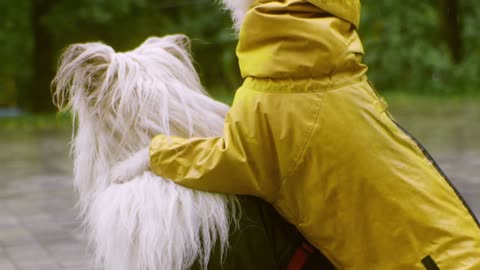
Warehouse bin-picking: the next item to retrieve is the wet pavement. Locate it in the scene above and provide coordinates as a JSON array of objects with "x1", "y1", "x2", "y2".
[
  {"x1": 0, "y1": 98, "x2": 479, "y2": 269},
  {"x1": 0, "y1": 129, "x2": 93, "y2": 270}
]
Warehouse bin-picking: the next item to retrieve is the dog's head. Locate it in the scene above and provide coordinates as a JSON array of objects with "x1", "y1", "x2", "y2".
[
  {"x1": 53, "y1": 35, "x2": 225, "y2": 144},
  {"x1": 53, "y1": 35, "x2": 198, "y2": 120},
  {"x1": 53, "y1": 35, "x2": 229, "y2": 199}
]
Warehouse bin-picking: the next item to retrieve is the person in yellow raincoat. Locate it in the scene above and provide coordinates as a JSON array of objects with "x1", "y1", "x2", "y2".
[{"x1": 121, "y1": 0, "x2": 480, "y2": 269}]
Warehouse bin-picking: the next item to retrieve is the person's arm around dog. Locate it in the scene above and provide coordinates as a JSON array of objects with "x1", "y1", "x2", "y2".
[{"x1": 148, "y1": 93, "x2": 282, "y2": 201}]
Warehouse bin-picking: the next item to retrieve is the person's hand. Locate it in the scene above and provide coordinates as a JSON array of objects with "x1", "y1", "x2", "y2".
[{"x1": 112, "y1": 147, "x2": 150, "y2": 184}]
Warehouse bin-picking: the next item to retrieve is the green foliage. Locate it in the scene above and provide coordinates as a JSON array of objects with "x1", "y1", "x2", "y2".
[
  {"x1": 0, "y1": 113, "x2": 71, "y2": 132},
  {"x1": 0, "y1": 0, "x2": 479, "y2": 110},
  {"x1": 0, "y1": 0, "x2": 32, "y2": 106},
  {"x1": 0, "y1": 0, "x2": 32, "y2": 76},
  {"x1": 361, "y1": 0, "x2": 480, "y2": 93}
]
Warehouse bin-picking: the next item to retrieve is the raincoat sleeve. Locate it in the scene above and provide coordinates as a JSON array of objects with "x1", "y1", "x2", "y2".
[{"x1": 149, "y1": 102, "x2": 280, "y2": 199}]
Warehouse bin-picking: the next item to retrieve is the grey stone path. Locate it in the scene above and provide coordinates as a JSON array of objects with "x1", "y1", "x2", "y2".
[
  {"x1": 0, "y1": 98, "x2": 479, "y2": 270},
  {"x1": 0, "y1": 130, "x2": 93, "y2": 270}
]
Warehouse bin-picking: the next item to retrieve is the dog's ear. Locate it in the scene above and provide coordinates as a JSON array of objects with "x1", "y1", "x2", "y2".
[
  {"x1": 63, "y1": 43, "x2": 112, "y2": 87},
  {"x1": 61, "y1": 44, "x2": 89, "y2": 68},
  {"x1": 140, "y1": 34, "x2": 192, "y2": 62},
  {"x1": 165, "y1": 34, "x2": 191, "y2": 51},
  {"x1": 164, "y1": 34, "x2": 193, "y2": 64},
  {"x1": 142, "y1": 34, "x2": 190, "y2": 49},
  {"x1": 52, "y1": 42, "x2": 113, "y2": 110}
]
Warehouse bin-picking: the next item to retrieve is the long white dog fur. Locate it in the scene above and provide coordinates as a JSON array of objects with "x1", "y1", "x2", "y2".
[
  {"x1": 53, "y1": 35, "x2": 239, "y2": 270},
  {"x1": 219, "y1": 0, "x2": 256, "y2": 32}
]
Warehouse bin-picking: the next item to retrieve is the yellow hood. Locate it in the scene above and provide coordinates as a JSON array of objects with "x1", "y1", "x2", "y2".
[
  {"x1": 237, "y1": 0, "x2": 365, "y2": 80},
  {"x1": 308, "y1": 0, "x2": 360, "y2": 28}
]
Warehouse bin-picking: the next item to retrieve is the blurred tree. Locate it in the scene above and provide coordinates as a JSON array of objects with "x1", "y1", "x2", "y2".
[
  {"x1": 360, "y1": 0, "x2": 480, "y2": 93},
  {"x1": 31, "y1": 0, "x2": 58, "y2": 113},
  {"x1": 0, "y1": 0, "x2": 32, "y2": 108},
  {"x1": 439, "y1": 0, "x2": 463, "y2": 63}
]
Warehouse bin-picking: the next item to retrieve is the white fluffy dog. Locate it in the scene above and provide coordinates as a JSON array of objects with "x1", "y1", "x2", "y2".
[
  {"x1": 52, "y1": 35, "x2": 239, "y2": 270},
  {"x1": 219, "y1": 0, "x2": 256, "y2": 32}
]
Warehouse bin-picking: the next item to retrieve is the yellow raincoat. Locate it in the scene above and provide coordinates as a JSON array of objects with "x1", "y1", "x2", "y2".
[{"x1": 150, "y1": 0, "x2": 480, "y2": 269}]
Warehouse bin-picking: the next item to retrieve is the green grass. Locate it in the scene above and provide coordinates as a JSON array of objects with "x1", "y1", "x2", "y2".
[
  {"x1": 383, "y1": 89, "x2": 480, "y2": 100},
  {"x1": 381, "y1": 91, "x2": 480, "y2": 110},
  {"x1": 0, "y1": 113, "x2": 71, "y2": 132}
]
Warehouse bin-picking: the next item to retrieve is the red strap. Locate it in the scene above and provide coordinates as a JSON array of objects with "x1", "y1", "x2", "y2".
[{"x1": 286, "y1": 242, "x2": 316, "y2": 270}]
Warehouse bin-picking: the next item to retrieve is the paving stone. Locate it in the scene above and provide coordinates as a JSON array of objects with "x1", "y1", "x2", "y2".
[
  {"x1": 15, "y1": 261, "x2": 61, "y2": 270},
  {"x1": 0, "y1": 215, "x2": 20, "y2": 228},
  {"x1": 59, "y1": 258, "x2": 93, "y2": 269},
  {"x1": 0, "y1": 255, "x2": 17, "y2": 270},
  {"x1": 0, "y1": 227, "x2": 36, "y2": 247},
  {"x1": 5, "y1": 201, "x2": 44, "y2": 217},
  {"x1": 46, "y1": 243, "x2": 90, "y2": 261},
  {"x1": 5, "y1": 243, "x2": 51, "y2": 261}
]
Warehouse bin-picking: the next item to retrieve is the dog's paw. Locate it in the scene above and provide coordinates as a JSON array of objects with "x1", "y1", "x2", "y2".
[
  {"x1": 110, "y1": 162, "x2": 135, "y2": 184},
  {"x1": 111, "y1": 147, "x2": 150, "y2": 184},
  {"x1": 111, "y1": 166, "x2": 130, "y2": 184}
]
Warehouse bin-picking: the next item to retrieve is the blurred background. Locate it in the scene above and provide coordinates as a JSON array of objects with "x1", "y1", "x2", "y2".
[{"x1": 0, "y1": 0, "x2": 479, "y2": 269}]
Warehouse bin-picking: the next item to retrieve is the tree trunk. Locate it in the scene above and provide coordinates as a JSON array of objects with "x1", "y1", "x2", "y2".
[
  {"x1": 31, "y1": 0, "x2": 56, "y2": 113},
  {"x1": 439, "y1": 0, "x2": 463, "y2": 63}
]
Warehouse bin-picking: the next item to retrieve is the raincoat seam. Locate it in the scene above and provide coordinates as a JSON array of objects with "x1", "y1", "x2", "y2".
[
  {"x1": 241, "y1": 79, "x2": 367, "y2": 94},
  {"x1": 281, "y1": 95, "x2": 325, "y2": 186}
]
